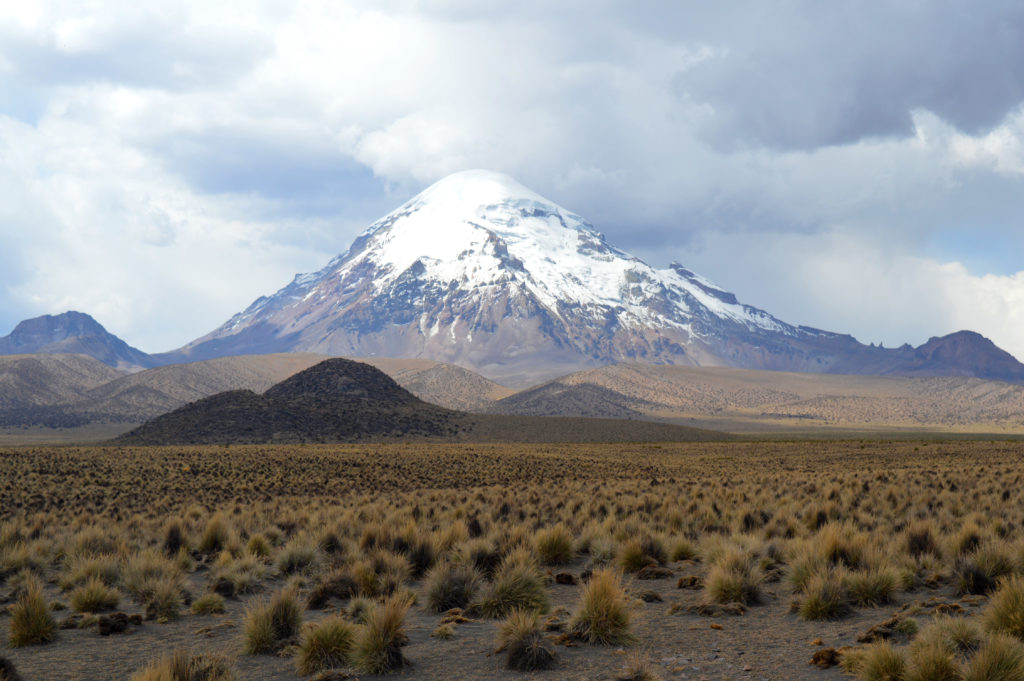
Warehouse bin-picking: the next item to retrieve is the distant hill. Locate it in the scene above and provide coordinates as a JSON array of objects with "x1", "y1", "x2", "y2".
[
  {"x1": 823, "y1": 331, "x2": 1024, "y2": 382},
  {"x1": 0, "y1": 354, "x2": 123, "y2": 409},
  {"x1": 77, "y1": 353, "x2": 331, "y2": 423},
  {"x1": 356, "y1": 357, "x2": 515, "y2": 411},
  {"x1": 490, "y1": 363, "x2": 1024, "y2": 432},
  {"x1": 116, "y1": 358, "x2": 728, "y2": 445},
  {"x1": 0, "y1": 312, "x2": 153, "y2": 370},
  {"x1": 0, "y1": 352, "x2": 512, "y2": 433},
  {"x1": 115, "y1": 358, "x2": 469, "y2": 444}
]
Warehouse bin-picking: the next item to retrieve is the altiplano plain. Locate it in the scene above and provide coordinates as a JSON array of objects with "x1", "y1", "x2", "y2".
[
  {"x1": 5, "y1": 4, "x2": 1024, "y2": 681},
  {"x1": 4, "y1": 440, "x2": 1024, "y2": 680}
]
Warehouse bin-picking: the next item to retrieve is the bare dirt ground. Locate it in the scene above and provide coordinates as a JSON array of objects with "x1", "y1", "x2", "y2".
[{"x1": 5, "y1": 557, "x2": 977, "y2": 681}]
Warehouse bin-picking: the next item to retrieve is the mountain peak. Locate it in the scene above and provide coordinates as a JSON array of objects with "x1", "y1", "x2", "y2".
[
  {"x1": 355, "y1": 169, "x2": 594, "y2": 289},
  {"x1": 0, "y1": 311, "x2": 153, "y2": 371},
  {"x1": 415, "y1": 169, "x2": 549, "y2": 206},
  {"x1": 168, "y1": 172, "x2": 1024, "y2": 387},
  {"x1": 7, "y1": 311, "x2": 106, "y2": 340},
  {"x1": 174, "y1": 170, "x2": 807, "y2": 385}
]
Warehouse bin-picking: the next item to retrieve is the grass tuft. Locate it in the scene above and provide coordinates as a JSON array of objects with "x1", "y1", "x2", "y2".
[
  {"x1": 617, "y1": 536, "x2": 666, "y2": 573},
  {"x1": 352, "y1": 594, "x2": 411, "y2": 674},
  {"x1": 845, "y1": 568, "x2": 898, "y2": 607},
  {"x1": 498, "y1": 608, "x2": 557, "y2": 671},
  {"x1": 855, "y1": 641, "x2": 906, "y2": 681},
  {"x1": 535, "y1": 524, "x2": 574, "y2": 566},
  {"x1": 963, "y1": 633, "x2": 1024, "y2": 681},
  {"x1": 424, "y1": 561, "x2": 484, "y2": 613},
  {"x1": 242, "y1": 589, "x2": 303, "y2": 654},
  {"x1": 915, "y1": 614, "x2": 982, "y2": 658},
  {"x1": 275, "y1": 539, "x2": 319, "y2": 575},
  {"x1": 703, "y1": 550, "x2": 763, "y2": 606},
  {"x1": 130, "y1": 649, "x2": 235, "y2": 681},
  {"x1": 70, "y1": 576, "x2": 120, "y2": 613},
  {"x1": 799, "y1": 570, "x2": 852, "y2": 621},
  {"x1": 198, "y1": 513, "x2": 233, "y2": 554},
  {"x1": 146, "y1": 579, "x2": 184, "y2": 623},
  {"x1": 296, "y1": 615, "x2": 357, "y2": 675},
  {"x1": 616, "y1": 650, "x2": 662, "y2": 681},
  {"x1": 569, "y1": 568, "x2": 633, "y2": 645},
  {"x1": 8, "y1": 573, "x2": 56, "y2": 647},
  {"x1": 985, "y1": 575, "x2": 1024, "y2": 640},
  {"x1": 956, "y1": 543, "x2": 1014, "y2": 596},
  {"x1": 474, "y1": 557, "x2": 549, "y2": 618},
  {"x1": 905, "y1": 640, "x2": 961, "y2": 681},
  {"x1": 191, "y1": 593, "x2": 226, "y2": 615}
]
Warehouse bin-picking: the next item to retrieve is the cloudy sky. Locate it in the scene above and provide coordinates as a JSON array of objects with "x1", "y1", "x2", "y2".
[{"x1": 2, "y1": 1, "x2": 1024, "y2": 360}]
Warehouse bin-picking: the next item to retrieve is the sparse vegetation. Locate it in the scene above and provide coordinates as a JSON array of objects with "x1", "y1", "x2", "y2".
[
  {"x1": 296, "y1": 615, "x2": 357, "y2": 675},
  {"x1": 8, "y1": 573, "x2": 56, "y2": 647},
  {"x1": 424, "y1": 561, "x2": 483, "y2": 612},
  {"x1": 703, "y1": 549, "x2": 763, "y2": 605},
  {"x1": 352, "y1": 594, "x2": 411, "y2": 674},
  {"x1": 855, "y1": 641, "x2": 907, "y2": 681},
  {"x1": 474, "y1": 554, "x2": 549, "y2": 618},
  {"x1": 242, "y1": 589, "x2": 303, "y2": 654},
  {"x1": 984, "y1": 575, "x2": 1024, "y2": 640},
  {"x1": 4, "y1": 440, "x2": 1024, "y2": 678},
  {"x1": 569, "y1": 568, "x2": 633, "y2": 645},
  {"x1": 190, "y1": 593, "x2": 226, "y2": 615},
  {"x1": 497, "y1": 608, "x2": 556, "y2": 671},
  {"x1": 798, "y1": 570, "x2": 853, "y2": 621},
  {"x1": 69, "y1": 576, "x2": 120, "y2": 613},
  {"x1": 130, "y1": 650, "x2": 235, "y2": 681}
]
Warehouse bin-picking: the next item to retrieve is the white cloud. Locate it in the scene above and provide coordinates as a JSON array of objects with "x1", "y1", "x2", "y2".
[
  {"x1": 668, "y1": 228, "x2": 1024, "y2": 362},
  {"x1": 0, "y1": 113, "x2": 327, "y2": 351},
  {"x1": 0, "y1": 1, "x2": 1023, "y2": 364}
]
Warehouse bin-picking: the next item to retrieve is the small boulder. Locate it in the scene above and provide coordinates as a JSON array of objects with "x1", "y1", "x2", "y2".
[
  {"x1": 0, "y1": 656, "x2": 24, "y2": 681},
  {"x1": 810, "y1": 648, "x2": 840, "y2": 668},
  {"x1": 637, "y1": 565, "x2": 674, "y2": 580},
  {"x1": 98, "y1": 612, "x2": 131, "y2": 636}
]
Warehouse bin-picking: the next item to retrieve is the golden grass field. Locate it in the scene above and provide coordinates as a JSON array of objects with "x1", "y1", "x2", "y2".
[{"x1": 4, "y1": 440, "x2": 1024, "y2": 680}]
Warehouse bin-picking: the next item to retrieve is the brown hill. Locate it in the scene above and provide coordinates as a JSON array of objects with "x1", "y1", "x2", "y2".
[
  {"x1": 78, "y1": 353, "x2": 331, "y2": 422},
  {"x1": 489, "y1": 363, "x2": 1024, "y2": 433},
  {"x1": 116, "y1": 358, "x2": 726, "y2": 445},
  {"x1": 356, "y1": 357, "x2": 515, "y2": 411},
  {"x1": 0, "y1": 353, "x2": 123, "y2": 412},
  {"x1": 115, "y1": 358, "x2": 462, "y2": 445},
  {"x1": 0, "y1": 353, "x2": 511, "y2": 434}
]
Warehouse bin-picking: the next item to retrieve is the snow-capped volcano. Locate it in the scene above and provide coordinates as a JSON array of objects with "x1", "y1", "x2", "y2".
[
  {"x1": 167, "y1": 170, "x2": 1024, "y2": 387},
  {"x1": 309, "y1": 170, "x2": 786, "y2": 335}
]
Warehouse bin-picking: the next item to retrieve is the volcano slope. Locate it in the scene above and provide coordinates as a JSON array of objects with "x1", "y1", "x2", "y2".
[{"x1": 115, "y1": 357, "x2": 727, "y2": 445}]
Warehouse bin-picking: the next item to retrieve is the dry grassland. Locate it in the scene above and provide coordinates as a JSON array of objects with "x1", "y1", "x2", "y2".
[{"x1": 2, "y1": 440, "x2": 1024, "y2": 680}]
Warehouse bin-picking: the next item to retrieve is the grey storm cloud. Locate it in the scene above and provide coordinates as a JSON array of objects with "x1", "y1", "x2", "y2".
[{"x1": 666, "y1": 1, "x2": 1024, "y2": 149}]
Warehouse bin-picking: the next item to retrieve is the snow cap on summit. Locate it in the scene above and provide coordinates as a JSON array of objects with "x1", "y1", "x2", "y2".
[
  {"x1": 412, "y1": 169, "x2": 551, "y2": 207},
  {"x1": 184, "y1": 169, "x2": 800, "y2": 386}
]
